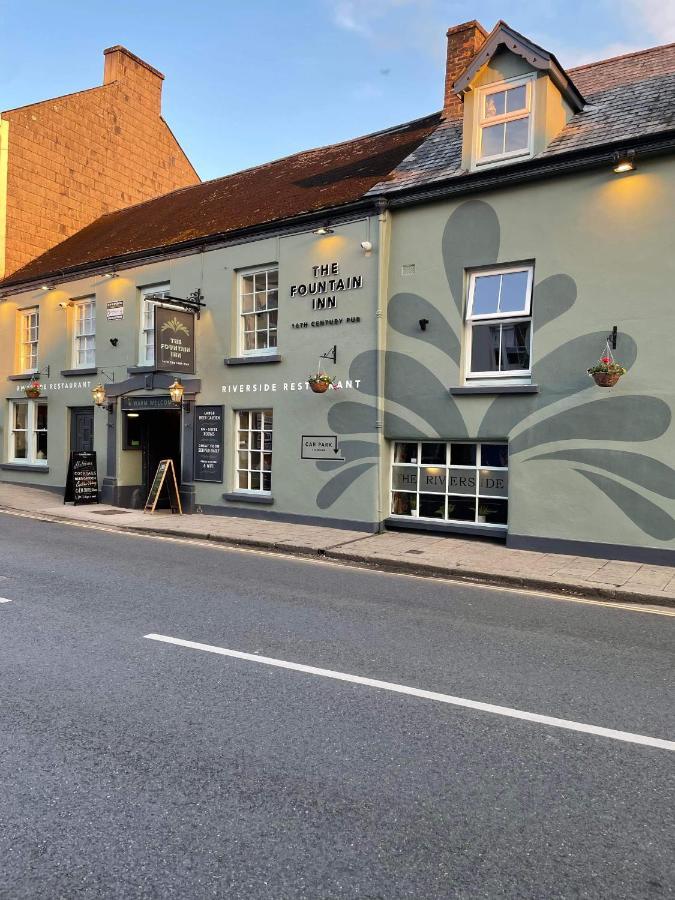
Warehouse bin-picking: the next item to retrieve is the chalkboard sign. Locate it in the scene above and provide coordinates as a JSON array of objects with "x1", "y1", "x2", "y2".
[
  {"x1": 144, "y1": 458, "x2": 182, "y2": 514},
  {"x1": 194, "y1": 405, "x2": 224, "y2": 482},
  {"x1": 64, "y1": 451, "x2": 99, "y2": 505}
]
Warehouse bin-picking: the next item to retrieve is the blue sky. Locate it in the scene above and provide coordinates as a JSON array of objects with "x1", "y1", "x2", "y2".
[{"x1": 1, "y1": 1, "x2": 672, "y2": 181}]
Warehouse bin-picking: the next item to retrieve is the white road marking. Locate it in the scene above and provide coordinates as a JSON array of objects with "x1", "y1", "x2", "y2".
[
  {"x1": 144, "y1": 633, "x2": 675, "y2": 751},
  {"x1": 1, "y1": 508, "x2": 673, "y2": 616},
  {"x1": 0, "y1": 597, "x2": 12, "y2": 603}
]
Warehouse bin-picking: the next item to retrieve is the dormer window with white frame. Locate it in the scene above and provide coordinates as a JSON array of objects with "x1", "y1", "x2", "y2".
[
  {"x1": 474, "y1": 75, "x2": 534, "y2": 168},
  {"x1": 465, "y1": 265, "x2": 534, "y2": 383}
]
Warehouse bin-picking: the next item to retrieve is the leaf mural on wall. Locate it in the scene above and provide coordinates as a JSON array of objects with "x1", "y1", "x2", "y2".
[{"x1": 313, "y1": 198, "x2": 673, "y2": 542}]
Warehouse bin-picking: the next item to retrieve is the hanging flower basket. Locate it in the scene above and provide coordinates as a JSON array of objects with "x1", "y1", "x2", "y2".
[
  {"x1": 587, "y1": 355, "x2": 626, "y2": 388},
  {"x1": 24, "y1": 373, "x2": 41, "y2": 399},
  {"x1": 307, "y1": 371, "x2": 339, "y2": 394}
]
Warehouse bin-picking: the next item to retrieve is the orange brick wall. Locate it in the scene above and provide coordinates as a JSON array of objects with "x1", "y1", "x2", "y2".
[{"x1": 1, "y1": 46, "x2": 199, "y2": 276}]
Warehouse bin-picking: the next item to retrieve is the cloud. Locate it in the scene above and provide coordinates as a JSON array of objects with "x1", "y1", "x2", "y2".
[
  {"x1": 328, "y1": 0, "x2": 449, "y2": 56},
  {"x1": 616, "y1": 0, "x2": 675, "y2": 41}
]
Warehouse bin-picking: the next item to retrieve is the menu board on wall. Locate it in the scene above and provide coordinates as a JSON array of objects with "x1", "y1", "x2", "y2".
[
  {"x1": 194, "y1": 405, "x2": 224, "y2": 482},
  {"x1": 64, "y1": 451, "x2": 99, "y2": 505}
]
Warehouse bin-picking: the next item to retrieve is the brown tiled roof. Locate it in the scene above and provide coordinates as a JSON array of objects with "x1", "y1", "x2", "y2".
[
  {"x1": 372, "y1": 41, "x2": 675, "y2": 195},
  {"x1": 0, "y1": 114, "x2": 440, "y2": 288}
]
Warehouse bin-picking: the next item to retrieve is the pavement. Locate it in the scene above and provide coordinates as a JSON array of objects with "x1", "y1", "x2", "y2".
[
  {"x1": 1, "y1": 482, "x2": 674, "y2": 608},
  {"x1": 1, "y1": 511, "x2": 673, "y2": 899}
]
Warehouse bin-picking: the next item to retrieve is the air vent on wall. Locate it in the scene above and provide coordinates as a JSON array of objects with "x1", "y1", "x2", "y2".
[{"x1": 401, "y1": 264, "x2": 416, "y2": 276}]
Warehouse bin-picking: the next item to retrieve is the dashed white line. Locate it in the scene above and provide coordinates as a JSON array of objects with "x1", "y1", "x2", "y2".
[
  {"x1": 0, "y1": 597, "x2": 13, "y2": 603},
  {"x1": 144, "y1": 633, "x2": 675, "y2": 752}
]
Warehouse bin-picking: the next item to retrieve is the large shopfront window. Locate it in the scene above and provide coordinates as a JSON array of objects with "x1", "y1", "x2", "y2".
[
  {"x1": 391, "y1": 441, "x2": 508, "y2": 528},
  {"x1": 9, "y1": 400, "x2": 48, "y2": 465},
  {"x1": 236, "y1": 409, "x2": 273, "y2": 493}
]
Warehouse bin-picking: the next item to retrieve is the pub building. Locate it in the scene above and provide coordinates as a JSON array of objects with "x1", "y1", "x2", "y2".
[{"x1": 1, "y1": 19, "x2": 674, "y2": 565}]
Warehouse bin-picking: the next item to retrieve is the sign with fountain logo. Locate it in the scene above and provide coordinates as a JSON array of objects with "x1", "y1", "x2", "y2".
[{"x1": 155, "y1": 307, "x2": 195, "y2": 374}]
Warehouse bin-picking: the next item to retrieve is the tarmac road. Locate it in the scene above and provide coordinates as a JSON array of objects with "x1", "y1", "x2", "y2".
[{"x1": 0, "y1": 511, "x2": 673, "y2": 899}]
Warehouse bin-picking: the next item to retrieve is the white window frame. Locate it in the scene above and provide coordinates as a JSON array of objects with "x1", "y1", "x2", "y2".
[
  {"x1": 138, "y1": 284, "x2": 171, "y2": 366},
  {"x1": 389, "y1": 440, "x2": 509, "y2": 529},
  {"x1": 465, "y1": 265, "x2": 534, "y2": 383},
  {"x1": 473, "y1": 74, "x2": 535, "y2": 170},
  {"x1": 18, "y1": 308, "x2": 39, "y2": 374},
  {"x1": 72, "y1": 297, "x2": 96, "y2": 369},
  {"x1": 238, "y1": 266, "x2": 279, "y2": 357},
  {"x1": 8, "y1": 399, "x2": 48, "y2": 466},
  {"x1": 234, "y1": 409, "x2": 273, "y2": 494}
]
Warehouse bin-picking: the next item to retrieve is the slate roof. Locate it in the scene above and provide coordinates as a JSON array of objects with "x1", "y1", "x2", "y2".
[
  {"x1": 0, "y1": 114, "x2": 440, "y2": 288},
  {"x1": 371, "y1": 42, "x2": 675, "y2": 195}
]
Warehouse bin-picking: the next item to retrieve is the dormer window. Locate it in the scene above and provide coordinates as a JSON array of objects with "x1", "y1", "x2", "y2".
[{"x1": 475, "y1": 75, "x2": 534, "y2": 167}]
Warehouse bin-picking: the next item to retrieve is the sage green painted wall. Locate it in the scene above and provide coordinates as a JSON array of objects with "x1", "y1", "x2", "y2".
[
  {"x1": 0, "y1": 218, "x2": 382, "y2": 526},
  {"x1": 381, "y1": 157, "x2": 675, "y2": 552}
]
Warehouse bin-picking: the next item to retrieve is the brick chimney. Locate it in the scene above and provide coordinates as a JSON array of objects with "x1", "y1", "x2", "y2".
[
  {"x1": 443, "y1": 21, "x2": 488, "y2": 119},
  {"x1": 103, "y1": 45, "x2": 164, "y2": 113}
]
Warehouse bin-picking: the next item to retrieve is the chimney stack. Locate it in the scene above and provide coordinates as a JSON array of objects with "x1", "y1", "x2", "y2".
[
  {"x1": 103, "y1": 45, "x2": 164, "y2": 113},
  {"x1": 443, "y1": 21, "x2": 488, "y2": 118}
]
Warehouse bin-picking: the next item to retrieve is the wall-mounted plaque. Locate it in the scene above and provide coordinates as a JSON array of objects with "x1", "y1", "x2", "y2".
[
  {"x1": 194, "y1": 405, "x2": 224, "y2": 482},
  {"x1": 301, "y1": 435, "x2": 344, "y2": 460},
  {"x1": 106, "y1": 300, "x2": 124, "y2": 320},
  {"x1": 154, "y1": 307, "x2": 195, "y2": 374}
]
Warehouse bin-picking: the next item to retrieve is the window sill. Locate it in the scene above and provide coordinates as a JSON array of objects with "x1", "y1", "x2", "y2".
[
  {"x1": 449, "y1": 384, "x2": 539, "y2": 396},
  {"x1": 61, "y1": 368, "x2": 98, "y2": 377},
  {"x1": 7, "y1": 373, "x2": 34, "y2": 382},
  {"x1": 224, "y1": 355, "x2": 282, "y2": 366},
  {"x1": 0, "y1": 463, "x2": 50, "y2": 473},
  {"x1": 385, "y1": 517, "x2": 506, "y2": 539},
  {"x1": 222, "y1": 491, "x2": 274, "y2": 505}
]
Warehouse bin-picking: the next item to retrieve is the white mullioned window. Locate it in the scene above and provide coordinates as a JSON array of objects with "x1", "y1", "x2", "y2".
[
  {"x1": 72, "y1": 297, "x2": 96, "y2": 368},
  {"x1": 18, "y1": 308, "x2": 39, "y2": 374},
  {"x1": 236, "y1": 409, "x2": 272, "y2": 493},
  {"x1": 139, "y1": 284, "x2": 170, "y2": 366},
  {"x1": 390, "y1": 441, "x2": 508, "y2": 528},
  {"x1": 239, "y1": 267, "x2": 278, "y2": 356},
  {"x1": 475, "y1": 75, "x2": 534, "y2": 167},
  {"x1": 465, "y1": 265, "x2": 534, "y2": 382},
  {"x1": 9, "y1": 400, "x2": 48, "y2": 465}
]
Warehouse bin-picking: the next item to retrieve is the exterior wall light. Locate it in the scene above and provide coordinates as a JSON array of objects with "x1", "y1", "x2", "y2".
[
  {"x1": 103, "y1": 271, "x2": 117, "y2": 279},
  {"x1": 40, "y1": 284, "x2": 51, "y2": 291},
  {"x1": 313, "y1": 225, "x2": 334, "y2": 236},
  {"x1": 613, "y1": 151, "x2": 636, "y2": 173},
  {"x1": 92, "y1": 384, "x2": 107, "y2": 407},
  {"x1": 169, "y1": 379, "x2": 185, "y2": 404}
]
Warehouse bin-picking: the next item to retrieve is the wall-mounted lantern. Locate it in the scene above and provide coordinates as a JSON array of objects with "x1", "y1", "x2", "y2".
[
  {"x1": 612, "y1": 151, "x2": 636, "y2": 174},
  {"x1": 92, "y1": 384, "x2": 107, "y2": 407},
  {"x1": 169, "y1": 379, "x2": 185, "y2": 405}
]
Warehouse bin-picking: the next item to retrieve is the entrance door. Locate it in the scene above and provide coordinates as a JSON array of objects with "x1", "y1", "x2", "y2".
[
  {"x1": 71, "y1": 407, "x2": 94, "y2": 453},
  {"x1": 141, "y1": 409, "x2": 182, "y2": 509}
]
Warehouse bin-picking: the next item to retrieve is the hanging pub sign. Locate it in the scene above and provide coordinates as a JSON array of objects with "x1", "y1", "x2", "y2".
[
  {"x1": 64, "y1": 451, "x2": 99, "y2": 505},
  {"x1": 154, "y1": 306, "x2": 195, "y2": 374},
  {"x1": 194, "y1": 406, "x2": 224, "y2": 482}
]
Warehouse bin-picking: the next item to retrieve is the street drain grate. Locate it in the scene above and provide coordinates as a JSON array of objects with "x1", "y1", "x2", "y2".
[{"x1": 90, "y1": 509, "x2": 134, "y2": 516}]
